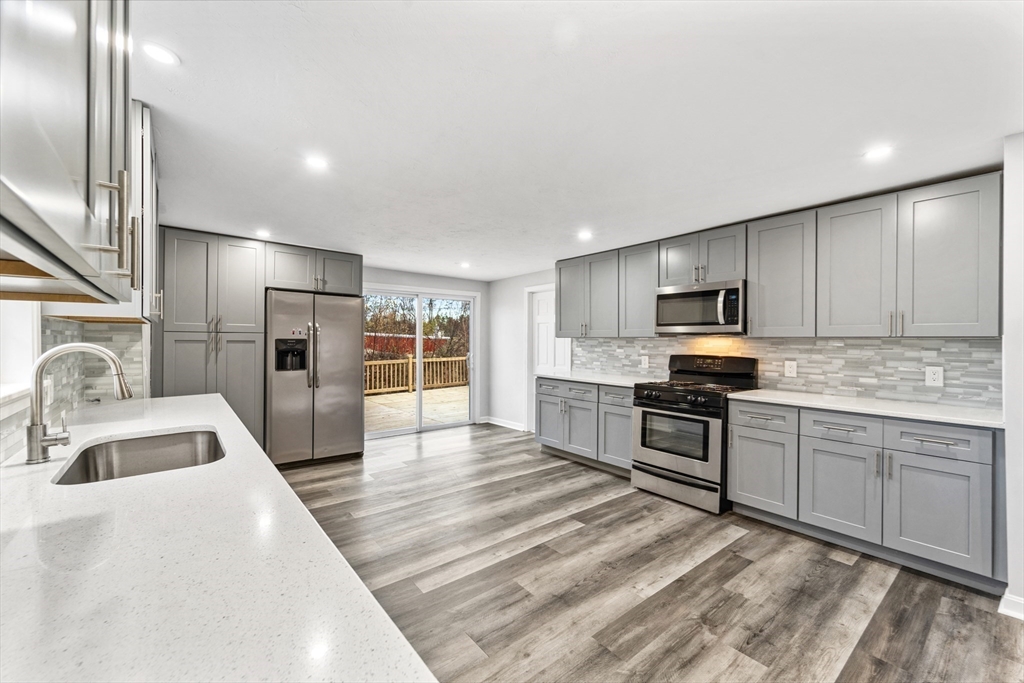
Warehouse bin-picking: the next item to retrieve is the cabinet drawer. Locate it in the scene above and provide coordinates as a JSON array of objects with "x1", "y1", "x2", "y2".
[
  {"x1": 599, "y1": 385, "x2": 634, "y2": 407},
  {"x1": 536, "y1": 378, "x2": 565, "y2": 397},
  {"x1": 729, "y1": 402, "x2": 799, "y2": 434},
  {"x1": 800, "y1": 410, "x2": 882, "y2": 447},
  {"x1": 535, "y1": 378, "x2": 599, "y2": 402},
  {"x1": 883, "y1": 420, "x2": 993, "y2": 465}
]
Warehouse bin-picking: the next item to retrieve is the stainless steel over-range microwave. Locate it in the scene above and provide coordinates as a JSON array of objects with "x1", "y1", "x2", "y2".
[{"x1": 655, "y1": 279, "x2": 745, "y2": 335}]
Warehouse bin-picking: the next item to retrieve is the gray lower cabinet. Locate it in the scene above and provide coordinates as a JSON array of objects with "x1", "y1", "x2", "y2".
[
  {"x1": 618, "y1": 242, "x2": 658, "y2": 337},
  {"x1": 896, "y1": 173, "x2": 1001, "y2": 337},
  {"x1": 316, "y1": 250, "x2": 362, "y2": 295},
  {"x1": 816, "y1": 195, "x2": 897, "y2": 337},
  {"x1": 536, "y1": 393, "x2": 564, "y2": 449},
  {"x1": 699, "y1": 224, "x2": 746, "y2": 283},
  {"x1": 218, "y1": 237, "x2": 265, "y2": 333},
  {"x1": 598, "y1": 403, "x2": 633, "y2": 469},
  {"x1": 562, "y1": 398, "x2": 597, "y2": 459},
  {"x1": 555, "y1": 257, "x2": 585, "y2": 338},
  {"x1": 728, "y1": 425, "x2": 799, "y2": 519},
  {"x1": 659, "y1": 233, "x2": 700, "y2": 287},
  {"x1": 882, "y1": 449, "x2": 992, "y2": 576},
  {"x1": 266, "y1": 243, "x2": 316, "y2": 290},
  {"x1": 164, "y1": 332, "x2": 265, "y2": 446},
  {"x1": 164, "y1": 229, "x2": 218, "y2": 333},
  {"x1": 746, "y1": 210, "x2": 816, "y2": 337},
  {"x1": 798, "y1": 436, "x2": 882, "y2": 544},
  {"x1": 584, "y1": 251, "x2": 619, "y2": 337}
]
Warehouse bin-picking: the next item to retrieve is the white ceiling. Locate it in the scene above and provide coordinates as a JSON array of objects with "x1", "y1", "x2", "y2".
[{"x1": 132, "y1": 1, "x2": 1024, "y2": 282}]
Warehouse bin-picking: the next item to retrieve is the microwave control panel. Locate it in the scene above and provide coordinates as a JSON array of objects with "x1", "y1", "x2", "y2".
[{"x1": 724, "y1": 290, "x2": 740, "y2": 324}]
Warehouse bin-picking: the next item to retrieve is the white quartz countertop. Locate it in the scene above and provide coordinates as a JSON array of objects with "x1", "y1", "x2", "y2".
[
  {"x1": 729, "y1": 389, "x2": 1004, "y2": 429},
  {"x1": 0, "y1": 395, "x2": 436, "y2": 683},
  {"x1": 534, "y1": 369, "x2": 657, "y2": 388}
]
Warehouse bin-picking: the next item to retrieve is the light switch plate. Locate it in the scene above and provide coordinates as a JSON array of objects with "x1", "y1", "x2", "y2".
[
  {"x1": 784, "y1": 361, "x2": 797, "y2": 378},
  {"x1": 640, "y1": 356, "x2": 649, "y2": 369},
  {"x1": 925, "y1": 366, "x2": 944, "y2": 387}
]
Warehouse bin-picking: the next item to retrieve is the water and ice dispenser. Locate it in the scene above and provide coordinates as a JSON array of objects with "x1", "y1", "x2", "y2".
[{"x1": 274, "y1": 339, "x2": 307, "y2": 371}]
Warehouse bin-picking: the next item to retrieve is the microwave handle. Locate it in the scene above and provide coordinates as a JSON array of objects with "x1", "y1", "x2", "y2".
[{"x1": 717, "y1": 290, "x2": 726, "y2": 325}]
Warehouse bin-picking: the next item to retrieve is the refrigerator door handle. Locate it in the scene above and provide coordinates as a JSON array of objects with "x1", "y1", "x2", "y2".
[
  {"x1": 307, "y1": 321, "x2": 314, "y2": 388},
  {"x1": 315, "y1": 323, "x2": 322, "y2": 388}
]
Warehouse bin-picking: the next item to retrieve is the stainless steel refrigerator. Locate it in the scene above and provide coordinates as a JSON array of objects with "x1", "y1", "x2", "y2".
[{"x1": 266, "y1": 289, "x2": 364, "y2": 464}]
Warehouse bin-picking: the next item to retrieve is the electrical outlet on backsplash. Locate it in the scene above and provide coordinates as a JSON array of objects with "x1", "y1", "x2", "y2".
[{"x1": 572, "y1": 337, "x2": 1002, "y2": 409}]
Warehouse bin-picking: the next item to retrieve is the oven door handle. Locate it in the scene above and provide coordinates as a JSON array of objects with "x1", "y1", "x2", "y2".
[
  {"x1": 632, "y1": 401, "x2": 719, "y2": 423},
  {"x1": 717, "y1": 289, "x2": 726, "y2": 325}
]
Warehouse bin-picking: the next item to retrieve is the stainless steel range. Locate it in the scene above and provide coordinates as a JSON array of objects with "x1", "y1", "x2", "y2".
[{"x1": 631, "y1": 355, "x2": 757, "y2": 514}]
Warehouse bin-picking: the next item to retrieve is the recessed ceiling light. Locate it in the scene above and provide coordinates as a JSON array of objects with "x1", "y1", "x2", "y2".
[
  {"x1": 863, "y1": 145, "x2": 893, "y2": 161},
  {"x1": 460, "y1": 262, "x2": 470, "y2": 269},
  {"x1": 578, "y1": 229, "x2": 593, "y2": 241},
  {"x1": 142, "y1": 42, "x2": 180, "y2": 65},
  {"x1": 256, "y1": 229, "x2": 271, "y2": 238},
  {"x1": 305, "y1": 155, "x2": 328, "y2": 172}
]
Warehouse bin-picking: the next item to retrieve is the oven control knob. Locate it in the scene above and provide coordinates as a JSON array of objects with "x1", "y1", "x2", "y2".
[
  {"x1": 684, "y1": 395, "x2": 694, "y2": 403},
  {"x1": 695, "y1": 396, "x2": 708, "y2": 405},
  {"x1": 643, "y1": 390, "x2": 652, "y2": 398}
]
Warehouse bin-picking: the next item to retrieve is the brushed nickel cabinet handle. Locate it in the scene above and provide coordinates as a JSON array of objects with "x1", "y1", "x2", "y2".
[
  {"x1": 699, "y1": 264, "x2": 706, "y2": 282},
  {"x1": 887, "y1": 453, "x2": 893, "y2": 479},
  {"x1": 875, "y1": 451, "x2": 881, "y2": 477},
  {"x1": 569, "y1": 388, "x2": 587, "y2": 395},
  {"x1": 745, "y1": 413, "x2": 778, "y2": 421},
  {"x1": 898, "y1": 310, "x2": 905, "y2": 336},
  {"x1": 97, "y1": 170, "x2": 130, "y2": 270},
  {"x1": 821, "y1": 424, "x2": 856, "y2": 433},
  {"x1": 888, "y1": 311, "x2": 893, "y2": 337},
  {"x1": 912, "y1": 436, "x2": 958, "y2": 447},
  {"x1": 693, "y1": 265, "x2": 699, "y2": 283},
  {"x1": 130, "y1": 216, "x2": 141, "y2": 290}
]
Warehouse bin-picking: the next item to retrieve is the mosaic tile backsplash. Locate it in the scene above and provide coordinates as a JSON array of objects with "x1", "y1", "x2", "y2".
[{"x1": 573, "y1": 337, "x2": 1003, "y2": 409}]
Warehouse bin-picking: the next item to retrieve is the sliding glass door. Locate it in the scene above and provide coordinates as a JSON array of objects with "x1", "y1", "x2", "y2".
[{"x1": 363, "y1": 291, "x2": 473, "y2": 437}]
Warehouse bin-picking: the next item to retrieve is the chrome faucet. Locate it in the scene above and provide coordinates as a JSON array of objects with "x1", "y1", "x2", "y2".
[{"x1": 26, "y1": 343, "x2": 133, "y2": 465}]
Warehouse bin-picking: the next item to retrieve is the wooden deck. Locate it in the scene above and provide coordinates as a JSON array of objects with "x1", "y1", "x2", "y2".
[
  {"x1": 365, "y1": 385, "x2": 470, "y2": 432},
  {"x1": 284, "y1": 424, "x2": 1024, "y2": 683}
]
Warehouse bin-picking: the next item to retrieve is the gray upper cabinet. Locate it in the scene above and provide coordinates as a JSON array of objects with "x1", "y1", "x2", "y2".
[
  {"x1": 883, "y1": 450, "x2": 992, "y2": 576},
  {"x1": 598, "y1": 403, "x2": 633, "y2": 469},
  {"x1": 747, "y1": 210, "x2": 816, "y2": 337},
  {"x1": 316, "y1": 250, "x2": 362, "y2": 295},
  {"x1": 699, "y1": 224, "x2": 746, "y2": 283},
  {"x1": 218, "y1": 238, "x2": 265, "y2": 333},
  {"x1": 217, "y1": 333, "x2": 265, "y2": 446},
  {"x1": 896, "y1": 173, "x2": 1001, "y2": 337},
  {"x1": 266, "y1": 243, "x2": 316, "y2": 291},
  {"x1": 817, "y1": 195, "x2": 897, "y2": 337},
  {"x1": 164, "y1": 229, "x2": 218, "y2": 333},
  {"x1": 555, "y1": 257, "x2": 586, "y2": 338},
  {"x1": 799, "y1": 436, "x2": 882, "y2": 544},
  {"x1": 659, "y1": 234, "x2": 700, "y2": 287},
  {"x1": 584, "y1": 251, "x2": 619, "y2": 337},
  {"x1": 163, "y1": 332, "x2": 217, "y2": 397},
  {"x1": 619, "y1": 242, "x2": 658, "y2": 337},
  {"x1": 728, "y1": 424, "x2": 799, "y2": 519}
]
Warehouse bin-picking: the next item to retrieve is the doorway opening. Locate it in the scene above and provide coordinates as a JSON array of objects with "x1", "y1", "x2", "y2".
[{"x1": 525, "y1": 285, "x2": 571, "y2": 432}]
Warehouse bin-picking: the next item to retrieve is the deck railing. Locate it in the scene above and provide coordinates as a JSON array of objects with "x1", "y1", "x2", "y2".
[{"x1": 364, "y1": 356, "x2": 468, "y2": 395}]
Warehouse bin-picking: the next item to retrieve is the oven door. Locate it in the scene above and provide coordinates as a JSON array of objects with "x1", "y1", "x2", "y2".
[
  {"x1": 632, "y1": 403, "x2": 723, "y2": 484},
  {"x1": 655, "y1": 280, "x2": 745, "y2": 335}
]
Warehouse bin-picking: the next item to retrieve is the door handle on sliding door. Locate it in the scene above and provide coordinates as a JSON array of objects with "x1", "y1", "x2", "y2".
[
  {"x1": 315, "y1": 323, "x2": 322, "y2": 388},
  {"x1": 307, "y1": 322, "x2": 314, "y2": 388}
]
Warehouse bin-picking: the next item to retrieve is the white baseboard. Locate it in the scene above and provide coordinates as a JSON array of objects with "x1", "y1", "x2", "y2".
[
  {"x1": 999, "y1": 593, "x2": 1024, "y2": 621},
  {"x1": 481, "y1": 416, "x2": 526, "y2": 431}
]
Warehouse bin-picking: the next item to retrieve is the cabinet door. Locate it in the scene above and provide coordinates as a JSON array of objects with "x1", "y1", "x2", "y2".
[
  {"x1": 535, "y1": 393, "x2": 564, "y2": 449},
  {"x1": 163, "y1": 332, "x2": 216, "y2": 397},
  {"x1": 727, "y1": 425, "x2": 798, "y2": 519},
  {"x1": 747, "y1": 210, "x2": 816, "y2": 337},
  {"x1": 584, "y1": 250, "x2": 618, "y2": 337},
  {"x1": 562, "y1": 397, "x2": 597, "y2": 459},
  {"x1": 883, "y1": 450, "x2": 992, "y2": 576},
  {"x1": 618, "y1": 242, "x2": 658, "y2": 337},
  {"x1": 316, "y1": 250, "x2": 362, "y2": 295},
  {"x1": 896, "y1": 173, "x2": 1001, "y2": 337},
  {"x1": 699, "y1": 224, "x2": 746, "y2": 282},
  {"x1": 265, "y1": 243, "x2": 317, "y2": 291},
  {"x1": 218, "y1": 237, "x2": 265, "y2": 333},
  {"x1": 598, "y1": 403, "x2": 633, "y2": 469},
  {"x1": 817, "y1": 195, "x2": 897, "y2": 337},
  {"x1": 555, "y1": 257, "x2": 585, "y2": 338},
  {"x1": 217, "y1": 333, "x2": 265, "y2": 446},
  {"x1": 163, "y1": 229, "x2": 218, "y2": 333},
  {"x1": 659, "y1": 234, "x2": 699, "y2": 287},
  {"x1": 798, "y1": 437, "x2": 882, "y2": 544}
]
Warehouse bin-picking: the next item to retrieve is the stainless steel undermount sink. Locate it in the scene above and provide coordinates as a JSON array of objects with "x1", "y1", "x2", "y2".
[{"x1": 55, "y1": 431, "x2": 225, "y2": 485}]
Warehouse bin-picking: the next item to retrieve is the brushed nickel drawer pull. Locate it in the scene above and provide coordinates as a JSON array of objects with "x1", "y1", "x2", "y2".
[
  {"x1": 744, "y1": 413, "x2": 778, "y2": 421},
  {"x1": 912, "y1": 436, "x2": 958, "y2": 447},
  {"x1": 821, "y1": 424, "x2": 856, "y2": 433},
  {"x1": 605, "y1": 393, "x2": 628, "y2": 399},
  {"x1": 539, "y1": 384, "x2": 557, "y2": 390},
  {"x1": 569, "y1": 388, "x2": 588, "y2": 395}
]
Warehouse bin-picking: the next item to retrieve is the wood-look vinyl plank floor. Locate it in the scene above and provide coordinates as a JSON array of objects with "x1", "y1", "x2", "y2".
[{"x1": 284, "y1": 424, "x2": 1023, "y2": 683}]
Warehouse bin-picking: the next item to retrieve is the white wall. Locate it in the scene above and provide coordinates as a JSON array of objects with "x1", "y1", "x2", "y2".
[
  {"x1": 486, "y1": 268, "x2": 556, "y2": 429},
  {"x1": 363, "y1": 267, "x2": 490, "y2": 419},
  {"x1": 0, "y1": 301, "x2": 40, "y2": 388},
  {"x1": 1002, "y1": 133, "x2": 1024, "y2": 620}
]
